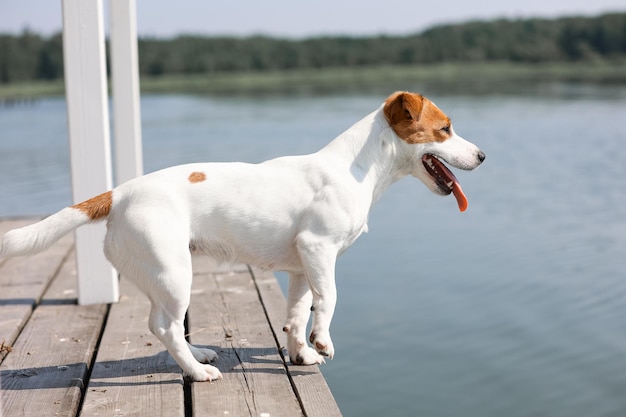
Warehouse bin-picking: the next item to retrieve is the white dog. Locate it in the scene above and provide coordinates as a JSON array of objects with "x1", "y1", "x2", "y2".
[{"x1": 1, "y1": 91, "x2": 485, "y2": 381}]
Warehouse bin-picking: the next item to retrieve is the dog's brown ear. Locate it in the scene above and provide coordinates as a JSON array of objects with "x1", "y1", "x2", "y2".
[{"x1": 383, "y1": 91, "x2": 424, "y2": 126}]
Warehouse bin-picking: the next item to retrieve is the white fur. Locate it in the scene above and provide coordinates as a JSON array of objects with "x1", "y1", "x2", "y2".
[
  {"x1": 1, "y1": 208, "x2": 91, "y2": 255},
  {"x1": 0, "y1": 98, "x2": 484, "y2": 381}
]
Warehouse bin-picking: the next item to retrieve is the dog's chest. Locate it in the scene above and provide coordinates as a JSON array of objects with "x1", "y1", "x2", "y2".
[{"x1": 338, "y1": 222, "x2": 369, "y2": 256}]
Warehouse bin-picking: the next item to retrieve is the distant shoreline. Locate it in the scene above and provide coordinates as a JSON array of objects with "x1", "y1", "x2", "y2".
[{"x1": 1, "y1": 61, "x2": 625, "y2": 101}]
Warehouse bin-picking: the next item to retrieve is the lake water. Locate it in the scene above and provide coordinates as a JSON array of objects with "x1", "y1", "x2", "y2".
[{"x1": 1, "y1": 84, "x2": 626, "y2": 417}]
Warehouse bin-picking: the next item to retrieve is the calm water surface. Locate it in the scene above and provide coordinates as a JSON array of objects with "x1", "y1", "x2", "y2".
[{"x1": 1, "y1": 84, "x2": 625, "y2": 417}]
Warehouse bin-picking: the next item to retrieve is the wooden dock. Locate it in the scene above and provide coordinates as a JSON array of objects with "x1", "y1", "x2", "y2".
[{"x1": 0, "y1": 218, "x2": 342, "y2": 417}]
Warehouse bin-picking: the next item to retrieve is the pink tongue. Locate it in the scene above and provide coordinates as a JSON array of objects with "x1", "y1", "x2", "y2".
[{"x1": 452, "y1": 182, "x2": 468, "y2": 212}]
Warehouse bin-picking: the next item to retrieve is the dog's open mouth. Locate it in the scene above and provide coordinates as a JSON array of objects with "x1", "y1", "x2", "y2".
[{"x1": 422, "y1": 154, "x2": 468, "y2": 212}]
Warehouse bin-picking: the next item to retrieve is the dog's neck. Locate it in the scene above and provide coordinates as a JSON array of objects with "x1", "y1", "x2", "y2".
[{"x1": 319, "y1": 106, "x2": 413, "y2": 205}]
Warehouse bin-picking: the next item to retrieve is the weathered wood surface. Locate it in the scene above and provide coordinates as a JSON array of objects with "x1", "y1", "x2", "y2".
[
  {"x1": 80, "y1": 278, "x2": 185, "y2": 417},
  {"x1": 189, "y1": 259, "x2": 304, "y2": 417},
  {"x1": 0, "y1": 218, "x2": 341, "y2": 416},
  {"x1": 0, "y1": 246, "x2": 108, "y2": 416},
  {"x1": 0, "y1": 218, "x2": 75, "y2": 362}
]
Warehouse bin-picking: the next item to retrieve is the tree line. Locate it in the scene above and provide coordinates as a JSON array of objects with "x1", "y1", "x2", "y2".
[{"x1": 1, "y1": 12, "x2": 625, "y2": 83}]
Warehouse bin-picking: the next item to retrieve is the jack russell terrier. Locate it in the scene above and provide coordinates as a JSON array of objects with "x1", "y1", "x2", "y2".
[{"x1": 1, "y1": 91, "x2": 485, "y2": 381}]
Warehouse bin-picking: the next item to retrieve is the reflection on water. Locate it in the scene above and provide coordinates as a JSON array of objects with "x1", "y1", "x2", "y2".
[{"x1": 1, "y1": 83, "x2": 626, "y2": 417}]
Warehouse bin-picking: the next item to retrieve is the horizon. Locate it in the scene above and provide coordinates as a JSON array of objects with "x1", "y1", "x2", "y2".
[{"x1": 2, "y1": 10, "x2": 625, "y2": 41}]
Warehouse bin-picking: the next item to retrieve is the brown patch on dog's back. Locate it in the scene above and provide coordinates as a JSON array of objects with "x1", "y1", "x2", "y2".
[
  {"x1": 188, "y1": 172, "x2": 206, "y2": 184},
  {"x1": 384, "y1": 91, "x2": 451, "y2": 144},
  {"x1": 72, "y1": 190, "x2": 113, "y2": 220}
]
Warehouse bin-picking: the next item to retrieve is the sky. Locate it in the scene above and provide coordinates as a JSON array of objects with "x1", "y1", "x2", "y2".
[{"x1": 1, "y1": 0, "x2": 625, "y2": 38}]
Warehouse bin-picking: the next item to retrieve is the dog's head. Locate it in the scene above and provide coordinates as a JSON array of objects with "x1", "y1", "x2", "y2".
[{"x1": 383, "y1": 91, "x2": 485, "y2": 212}]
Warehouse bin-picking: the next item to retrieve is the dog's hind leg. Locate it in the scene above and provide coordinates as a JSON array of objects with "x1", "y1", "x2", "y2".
[
  {"x1": 104, "y1": 213, "x2": 221, "y2": 381},
  {"x1": 145, "y1": 260, "x2": 222, "y2": 381},
  {"x1": 283, "y1": 272, "x2": 325, "y2": 365},
  {"x1": 148, "y1": 292, "x2": 222, "y2": 381}
]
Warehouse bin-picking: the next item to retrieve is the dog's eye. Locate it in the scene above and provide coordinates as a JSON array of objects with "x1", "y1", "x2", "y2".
[{"x1": 440, "y1": 125, "x2": 450, "y2": 134}]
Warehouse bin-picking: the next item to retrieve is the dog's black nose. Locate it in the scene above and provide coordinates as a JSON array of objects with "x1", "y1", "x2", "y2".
[{"x1": 478, "y1": 150, "x2": 486, "y2": 162}]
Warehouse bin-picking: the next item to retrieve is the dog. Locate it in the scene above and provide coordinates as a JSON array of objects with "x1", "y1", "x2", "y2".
[{"x1": 0, "y1": 91, "x2": 485, "y2": 381}]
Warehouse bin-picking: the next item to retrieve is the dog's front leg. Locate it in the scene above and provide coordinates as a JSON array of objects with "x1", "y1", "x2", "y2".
[
  {"x1": 296, "y1": 239, "x2": 338, "y2": 360},
  {"x1": 283, "y1": 272, "x2": 326, "y2": 365}
]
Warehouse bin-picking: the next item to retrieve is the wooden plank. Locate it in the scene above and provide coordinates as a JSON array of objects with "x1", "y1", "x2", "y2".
[
  {"x1": 62, "y1": 0, "x2": 118, "y2": 305},
  {"x1": 188, "y1": 256, "x2": 303, "y2": 417},
  {"x1": 0, "y1": 249, "x2": 108, "y2": 417},
  {"x1": 81, "y1": 278, "x2": 185, "y2": 416},
  {"x1": 251, "y1": 266, "x2": 343, "y2": 417},
  {"x1": 109, "y1": 0, "x2": 144, "y2": 185},
  {"x1": 0, "y1": 229, "x2": 74, "y2": 362}
]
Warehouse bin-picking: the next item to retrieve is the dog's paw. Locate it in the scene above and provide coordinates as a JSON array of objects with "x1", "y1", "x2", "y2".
[
  {"x1": 189, "y1": 345, "x2": 218, "y2": 364},
  {"x1": 186, "y1": 364, "x2": 223, "y2": 382},
  {"x1": 309, "y1": 332, "x2": 335, "y2": 359},
  {"x1": 290, "y1": 346, "x2": 326, "y2": 366}
]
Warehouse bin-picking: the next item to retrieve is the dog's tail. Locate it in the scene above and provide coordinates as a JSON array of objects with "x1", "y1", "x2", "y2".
[{"x1": 0, "y1": 191, "x2": 112, "y2": 257}]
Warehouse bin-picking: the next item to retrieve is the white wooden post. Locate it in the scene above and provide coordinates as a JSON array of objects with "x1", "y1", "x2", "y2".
[
  {"x1": 110, "y1": 0, "x2": 144, "y2": 184},
  {"x1": 62, "y1": 0, "x2": 119, "y2": 305}
]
